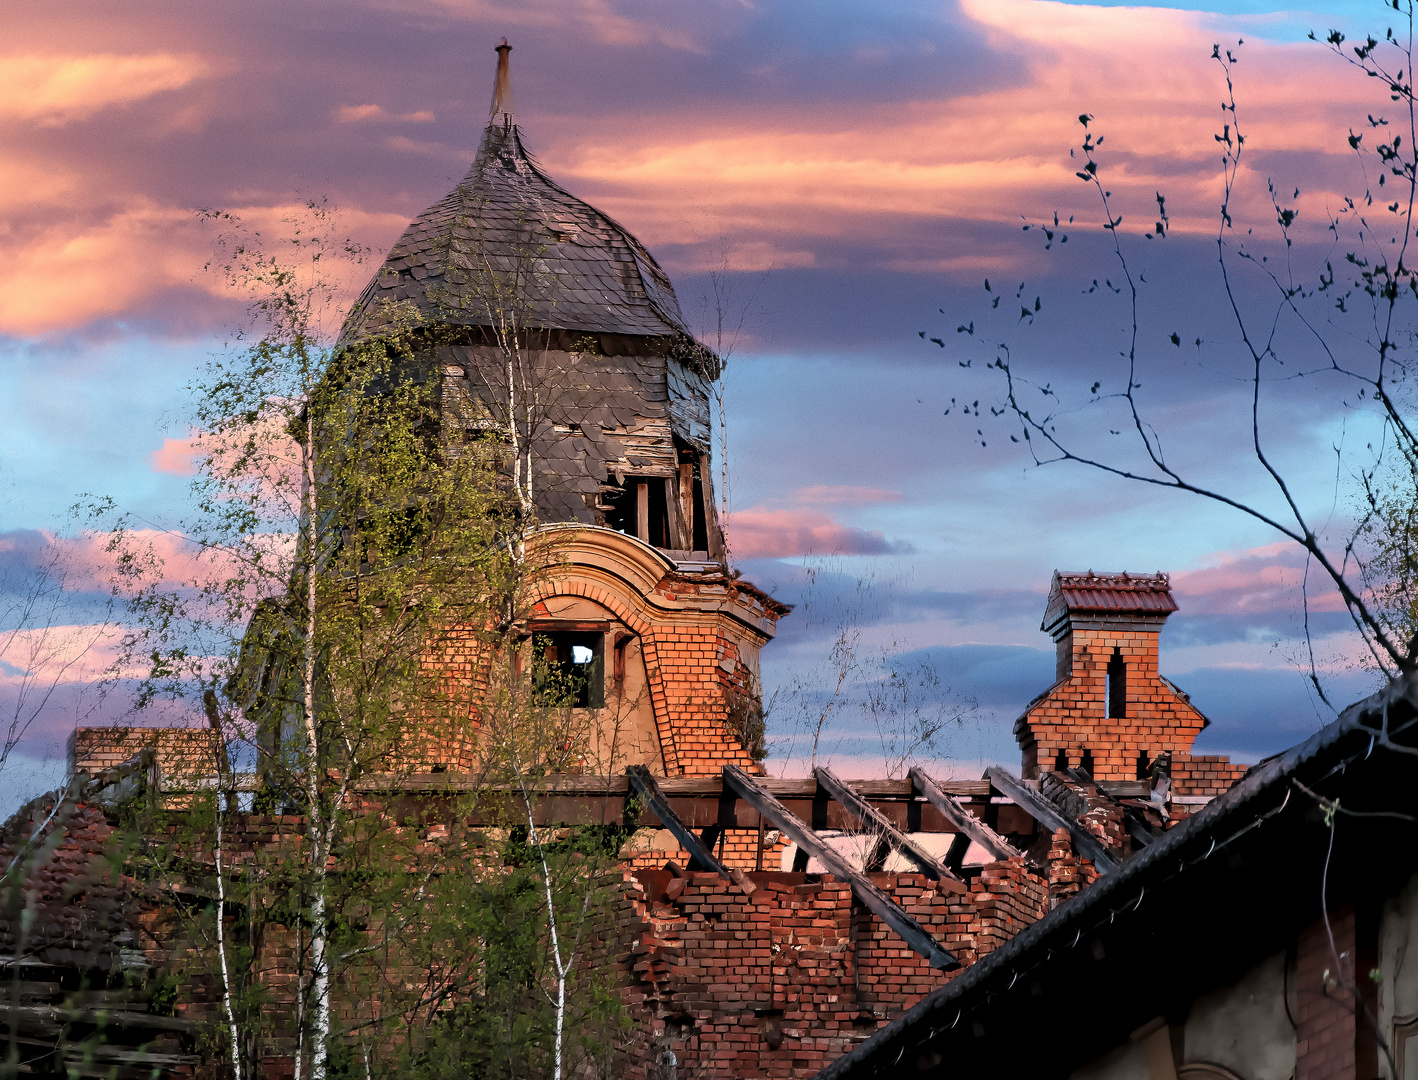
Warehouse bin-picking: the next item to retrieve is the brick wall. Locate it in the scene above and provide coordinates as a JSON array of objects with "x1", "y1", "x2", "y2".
[
  {"x1": 1016, "y1": 624, "x2": 1244, "y2": 799},
  {"x1": 1296, "y1": 909, "x2": 1358, "y2": 1080},
  {"x1": 514, "y1": 530, "x2": 783, "y2": 779},
  {"x1": 603, "y1": 855, "x2": 1060, "y2": 1079},
  {"x1": 1172, "y1": 754, "x2": 1249, "y2": 796},
  {"x1": 621, "y1": 826, "x2": 792, "y2": 873},
  {"x1": 70, "y1": 726, "x2": 220, "y2": 785}
]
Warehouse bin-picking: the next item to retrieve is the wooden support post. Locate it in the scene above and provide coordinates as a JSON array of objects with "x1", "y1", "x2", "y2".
[
  {"x1": 698, "y1": 453, "x2": 725, "y2": 563},
  {"x1": 814, "y1": 766, "x2": 961, "y2": 883},
  {"x1": 723, "y1": 765, "x2": 959, "y2": 970},
  {"x1": 635, "y1": 482, "x2": 650, "y2": 545},
  {"x1": 679, "y1": 463, "x2": 695, "y2": 546},
  {"x1": 909, "y1": 767, "x2": 1017, "y2": 863},
  {"x1": 664, "y1": 477, "x2": 690, "y2": 551},
  {"x1": 984, "y1": 766, "x2": 1118, "y2": 874},
  {"x1": 627, "y1": 766, "x2": 755, "y2": 893}
]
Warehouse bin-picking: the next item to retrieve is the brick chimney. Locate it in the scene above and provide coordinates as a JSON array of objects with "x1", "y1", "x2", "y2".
[{"x1": 1015, "y1": 571, "x2": 1208, "y2": 781}]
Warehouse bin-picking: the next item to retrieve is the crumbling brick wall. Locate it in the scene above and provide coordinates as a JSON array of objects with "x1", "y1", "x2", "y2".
[
  {"x1": 621, "y1": 826, "x2": 791, "y2": 873},
  {"x1": 1171, "y1": 754, "x2": 1248, "y2": 796},
  {"x1": 70, "y1": 727, "x2": 220, "y2": 785},
  {"x1": 600, "y1": 857, "x2": 1058, "y2": 1079}
]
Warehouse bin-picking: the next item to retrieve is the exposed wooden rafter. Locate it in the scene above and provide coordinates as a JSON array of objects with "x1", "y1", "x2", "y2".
[
  {"x1": 985, "y1": 766, "x2": 1119, "y2": 874},
  {"x1": 627, "y1": 765, "x2": 724, "y2": 874},
  {"x1": 909, "y1": 767, "x2": 1018, "y2": 863},
  {"x1": 627, "y1": 766, "x2": 757, "y2": 894},
  {"x1": 723, "y1": 765, "x2": 959, "y2": 971},
  {"x1": 813, "y1": 766, "x2": 960, "y2": 883}
]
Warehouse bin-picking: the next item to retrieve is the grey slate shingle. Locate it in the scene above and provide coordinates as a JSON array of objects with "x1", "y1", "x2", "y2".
[{"x1": 342, "y1": 122, "x2": 689, "y2": 342}]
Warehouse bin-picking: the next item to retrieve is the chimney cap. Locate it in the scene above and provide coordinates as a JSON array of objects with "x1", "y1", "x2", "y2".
[{"x1": 1042, "y1": 570, "x2": 1177, "y2": 634}]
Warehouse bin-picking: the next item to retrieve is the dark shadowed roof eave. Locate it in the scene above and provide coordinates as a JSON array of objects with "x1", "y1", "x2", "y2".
[{"x1": 814, "y1": 668, "x2": 1418, "y2": 1080}]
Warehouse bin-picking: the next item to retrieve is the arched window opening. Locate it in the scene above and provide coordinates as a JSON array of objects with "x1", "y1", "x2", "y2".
[
  {"x1": 1136, "y1": 750, "x2": 1150, "y2": 780},
  {"x1": 1106, "y1": 647, "x2": 1127, "y2": 719},
  {"x1": 1079, "y1": 748, "x2": 1094, "y2": 777}
]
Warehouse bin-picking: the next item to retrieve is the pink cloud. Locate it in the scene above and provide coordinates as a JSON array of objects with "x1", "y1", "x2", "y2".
[
  {"x1": 151, "y1": 433, "x2": 200, "y2": 476},
  {"x1": 1, "y1": 528, "x2": 291, "y2": 604},
  {"x1": 0, "y1": 53, "x2": 210, "y2": 125},
  {"x1": 0, "y1": 2, "x2": 1385, "y2": 343},
  {"x1": 726, "y1": 506, "x2": 907, "y2": 559},
  {"x1": 336, "y1": 104, "x2": 435, "y2": 124},
  {"x1": 1172, "y1": 544, "x2": 1348, "y2": 616}
]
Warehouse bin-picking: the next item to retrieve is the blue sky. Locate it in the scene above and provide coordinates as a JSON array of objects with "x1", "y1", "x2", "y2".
[{"x1": 0, "y1": 0, "x2": 1407, "y2": 810}]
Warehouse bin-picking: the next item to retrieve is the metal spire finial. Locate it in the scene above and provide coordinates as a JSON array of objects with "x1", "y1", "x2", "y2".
[{"x1": 489, "y1": 38, "x2": 514, "y2": 127}]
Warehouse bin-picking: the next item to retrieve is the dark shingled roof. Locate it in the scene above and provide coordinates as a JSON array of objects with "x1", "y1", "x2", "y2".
[
  {"x1": 1042, "y1": 570, "x2": 1177, "y2": 632},
  {"x1": 342, "y1": 121, "x2": 690, "y2": 343}
]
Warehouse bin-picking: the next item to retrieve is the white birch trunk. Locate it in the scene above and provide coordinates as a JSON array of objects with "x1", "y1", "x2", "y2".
[
  {"x1": 214, "y1": 808, "x2": 244, "y2": 1080},
  {"x1": 520, "y1": 790, "x2": 568, "y2": 1080},
  {"x1": 300, "y1": 407, "x2": 332, "y2": 1080}
]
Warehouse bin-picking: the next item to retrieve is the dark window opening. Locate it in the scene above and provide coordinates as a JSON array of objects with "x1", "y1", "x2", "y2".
[
  {"x1": 1106, "y1": 647, "x2": 1127, "y2": 719},
  {"x1": 1136, "y1": 750, "x2": 1150, "y2": 780},
  {"x1": 533, "y1": 631, "x2": 604, "y2": 709},
  {"x1": 645, "y1": 479, "x2": 670, "y2": 547},
  {"x1": 691, "y1": 466, "x2": 708, "y2": 552},
  {"x1": 603, "y1": 480, "x2": 633, "y2": 534},
  {"x1": 601, "y1": 476, "x2": 671, "y2": 548},
  {"x1": 1053, "y1": 748, "x2": 1069, "y2": 773},
  {"x1": 1078, "y1": 748, "x2": 1094, "y2": 777}
]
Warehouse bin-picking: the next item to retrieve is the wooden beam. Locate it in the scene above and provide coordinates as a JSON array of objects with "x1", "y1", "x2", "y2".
[
  {"x1": 985, "y1": 767, "x2": 1118, "y2": 874},
  {"x1": 909, "y1": 767, "x2": 1017, "y2": 863},
  {"x1": 627, "y1": 766, "x2": 727, "y2": 875},
  {"x1": 723, "y1": 765, "x2": 959, "y2": 971},
  {"x1": 678, "y1": 463, "x2": 695, "y2": 545},
  {"x1": 814, "y1": 766, "x2": 961, "y2": 883},
  {"x1": 635, "y1": 482, "x2": 650, "y2": 544},
  {"x1": 628, "y1": 767, "x2": 759, "y2": 895},
  {"x1": 343, "y1": 773, "x2": 996, "y2": 800},
  {"x1": 665, "y1": 476, "x2": 690, "y2": 550}
]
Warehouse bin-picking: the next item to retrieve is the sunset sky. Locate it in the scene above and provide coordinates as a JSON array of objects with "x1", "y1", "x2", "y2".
[{"x1": 0, "y1": 0, "x2": 1404, "y2": 808}]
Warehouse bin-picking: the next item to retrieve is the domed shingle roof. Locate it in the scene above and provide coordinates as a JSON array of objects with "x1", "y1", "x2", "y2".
[{"x1": 343, "y1": 121, "x2": 691, "y2": 343}]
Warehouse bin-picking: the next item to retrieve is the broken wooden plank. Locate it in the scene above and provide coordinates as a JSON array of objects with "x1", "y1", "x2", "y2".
[
  {"x1": 723, "y1": 765, "x2": 959, "y2": 971},
  {"x1": 636, "y1": 482, "x2": 650, "y2": 544},
  {"x1": 985, "y1": 766, "x2": 1118, "y2": 874},
  {"x1": 1097, "y1": 780, "x2": 1149, "y2": 799},
  {"x1": 909, "y1": 767, "x2": 1017, "y2": 863},
  {"x1": 814, "y1": 766, "x2": 960, "y2": 883},
  {"x1": 628, "y1": 766, "x2": 756, "y2": 893}
]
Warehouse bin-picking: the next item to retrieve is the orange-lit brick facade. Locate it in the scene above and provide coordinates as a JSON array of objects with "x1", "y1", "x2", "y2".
[
  {"x1": 1014, "y1": 571, "x2": 1247, "y2": 794},
  {"x1": 522, "y1": 527, "x2": 787, "y2": 777}
]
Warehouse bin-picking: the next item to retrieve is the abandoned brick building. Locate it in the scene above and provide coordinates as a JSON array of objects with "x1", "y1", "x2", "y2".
[
  {"x1": 19, "y1": 558, "x2": 1262, "y2": 1079},
  {"x1": 8, "y1": 48, "x2": 1418, "y2": 1080}
]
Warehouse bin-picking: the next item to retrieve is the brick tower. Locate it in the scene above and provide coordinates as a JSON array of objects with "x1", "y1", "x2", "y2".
[
  {"x1": 73, "y1": 48, "x2": 786, "y2": 782},
  {"x1": 1014, "y1": 571, "x2": 1242, "y2": 791}
]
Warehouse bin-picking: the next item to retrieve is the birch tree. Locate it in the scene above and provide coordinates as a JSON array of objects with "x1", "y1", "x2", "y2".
[
  {"x1": 98, "y1": 198, "x2": 625, "y2": 1080},
  {"x1": 98, "y1": 199, "x2": 516, "y2": 1079}
]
